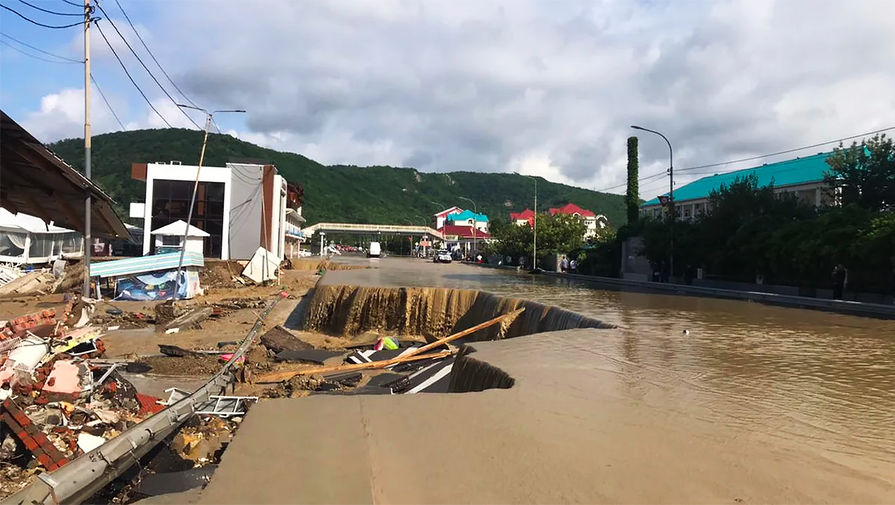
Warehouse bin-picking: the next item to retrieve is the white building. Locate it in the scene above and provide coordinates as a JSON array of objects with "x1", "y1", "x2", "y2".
[
  {"x1": 150, "y1": 220, "x2": 209, "y2": 255},
  {"x1": 433, "y1": 207, "x2": 463, "y2": 229},
  {"x1": 131, "y1": 161, "x2": 304, "y2": 260}
]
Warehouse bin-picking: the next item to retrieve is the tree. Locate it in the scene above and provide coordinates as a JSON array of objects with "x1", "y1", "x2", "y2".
[
  {"x1": 536, "y1": 213, "x2": 587, "y2": 255},
  {"x1": 825, "y1": 134, "x2": 895, "y2": 211},
  {"x1": 626, "y1": 136, "x2": 639, "y2": 224},
  {"x1": 489, "y1": 213, "x2": 586, "y2": 264}
]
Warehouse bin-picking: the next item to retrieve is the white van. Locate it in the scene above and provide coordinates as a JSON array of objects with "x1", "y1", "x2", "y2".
[{"x1": 367, "y1": 241, "x2": 381, "y2": 258}]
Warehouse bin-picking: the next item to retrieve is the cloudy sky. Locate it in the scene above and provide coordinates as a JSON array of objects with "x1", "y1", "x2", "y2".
[{"x1": 2, "y1": 0, "x2": 893, "y2": 198}]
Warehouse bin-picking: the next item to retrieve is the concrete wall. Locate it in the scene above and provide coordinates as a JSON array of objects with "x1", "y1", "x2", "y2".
[{"x1": 227, "y1": 163, "x2": 264, "y2": 260}]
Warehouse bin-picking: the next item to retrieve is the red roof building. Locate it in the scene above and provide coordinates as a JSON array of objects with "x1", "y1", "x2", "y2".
[
  {"x1": 509, "y1": 208, "x2": 535, "y2": 227},
  {"x1": 548, "y1": 203, "x2": 596, "y2": 217}
]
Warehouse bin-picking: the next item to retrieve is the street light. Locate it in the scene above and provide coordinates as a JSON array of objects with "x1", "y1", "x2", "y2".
[
  {"x1": 631, "y1": 125, "x2": 674, "y2": 280},
  {"x1": 459, "y1": 196, "x2": 478, "y2": 260},
  {"x1": 172, "y1": 104, "x2": 245, "y2": 299},
  {"x1": 514, "y1": 172, "x2": 538, "y2": 270}
]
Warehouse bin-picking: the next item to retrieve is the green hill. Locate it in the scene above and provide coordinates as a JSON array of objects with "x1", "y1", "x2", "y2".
[{"x1": 48, "y1": 129, "x2": 627, "y2": 226}]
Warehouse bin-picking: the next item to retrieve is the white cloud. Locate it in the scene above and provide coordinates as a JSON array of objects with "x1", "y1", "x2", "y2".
[
  {"x1": 22, "y1": 0, "x2": 895, "y2": 198},
  {"x1": 20, "y1": 88, "x2": 121, "y2": 142}
]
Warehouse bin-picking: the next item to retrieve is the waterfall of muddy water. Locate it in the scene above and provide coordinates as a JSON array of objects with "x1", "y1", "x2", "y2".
[{"x1": 304, "y1": 284, "x2": 613, "y2": 341}]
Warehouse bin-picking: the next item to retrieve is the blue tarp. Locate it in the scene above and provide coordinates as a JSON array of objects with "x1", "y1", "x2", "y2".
[{"x1": 115, "y1": 269, "x2": 201, "y2": 301}]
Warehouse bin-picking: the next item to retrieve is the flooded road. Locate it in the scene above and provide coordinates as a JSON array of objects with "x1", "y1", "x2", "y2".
[{"x1": 322, "y1": 257, "x2": 895, "y2": 483}]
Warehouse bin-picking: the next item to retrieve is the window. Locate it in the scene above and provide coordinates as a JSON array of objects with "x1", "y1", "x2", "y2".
[{"x1": 152, "y1": 180, "x2": 225, "y2": 257}]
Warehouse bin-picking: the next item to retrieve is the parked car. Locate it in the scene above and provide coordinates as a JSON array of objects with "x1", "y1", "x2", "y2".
[
  {"x1": 367, "y1": 241, "x2": 382, "y2": 258},
  {"x1": 433, "y1": 249, "x2": 452, "y2": 263}
]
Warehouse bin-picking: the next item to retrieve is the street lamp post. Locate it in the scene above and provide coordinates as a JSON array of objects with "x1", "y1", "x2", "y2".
[
  {"x1": 514, "y1": 173, "x2": 538, "y2": 270},
  {"x1": 631, "y1": 125, "x2": 674, "y2": 281},
  {"x1": 459, "y1": 196, "x2": 477, "y2": 261},
  {"x1": 172, "y1": 105, "x2": 245, "y2": 299}
]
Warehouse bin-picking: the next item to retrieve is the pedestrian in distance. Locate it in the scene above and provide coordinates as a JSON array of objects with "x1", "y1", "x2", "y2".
[
  {"x1": 570, "y1": 258, "x2": 578, "y2": 274},
  {"x1": 561, "y1": 256, "x2": 569, "y2": 273},
  {"x1": 832, "y1": 263, "x2": 847, "y2": 300}
]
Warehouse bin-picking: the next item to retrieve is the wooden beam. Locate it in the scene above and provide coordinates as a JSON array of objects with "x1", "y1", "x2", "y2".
[
  {"x1": 256, "y1": 308, "x2": 525, "y2": 384},
  {"x1": 256, "y1": 351, "x2": 453, "y2": 384}
]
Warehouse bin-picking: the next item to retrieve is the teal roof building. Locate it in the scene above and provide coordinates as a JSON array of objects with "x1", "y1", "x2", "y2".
[
  {"x1": 642, "y1": 151, "x2": 833, "y2": 208},
  {"x1": 447, "y1": 209, "x2": 489, "y2": 223}
]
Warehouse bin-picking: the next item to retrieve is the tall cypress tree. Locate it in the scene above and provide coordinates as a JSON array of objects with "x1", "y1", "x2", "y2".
[{"x1": 626, "y1": 136, "x2": 639, "y2": 223}]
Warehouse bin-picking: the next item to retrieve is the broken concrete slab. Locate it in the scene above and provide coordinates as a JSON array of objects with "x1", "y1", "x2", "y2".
[
  {"x1": 163, "y1": 307, "x2": 214, "y2": 332},
  {"x1": 259, "y1": 325, "x2": 313, "y2": 353},
  {"x1": 42, "y1": 360, "x2": 85, "y2": 397},
  {"x1": 135, "y1": 465, "x2": 217, "y2": 497}
]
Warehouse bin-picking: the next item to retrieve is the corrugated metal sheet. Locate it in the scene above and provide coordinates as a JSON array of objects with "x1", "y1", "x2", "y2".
[
  {"x1": 642, "y1": 151, "x2": 832, "y2": 206},
  {"x1": 90, "y1": 252, "x2": 204, "y2": 278}
]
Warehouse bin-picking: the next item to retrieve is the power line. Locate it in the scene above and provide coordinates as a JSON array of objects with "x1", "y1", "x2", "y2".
[
  {"x1": 95, "y1": 20, "x2": 172, "y2": 127},
  {"x1": 59, "y1": 0, "x2": 82, "y2": 6},
  {"x1": 0, "y1": 31, "x2": 82, "y2": 62},
  {"x1": 91, "y1": 73, "x2": 126, "y2": 131},
  {"x1": 0, "y1": 4, "x2": 90, "y2": 28},
  {"x1": 111, "y1": 0, "x2": 198, "y2": 108},
  {"x1": 93, "y1": 1, "x2": 201, "y2": 129},
  {"x1": 16, "y1": 0, "x2": 81, "y2": 16},
  {"x1": 675, "y1": 125, "x2": 895, "y2": 174},
  {"x1": 599, "y1": 124, "x2": 895, "y2": 193},
  {"x1": 0, "y1": 38, "x2": 80, "y2": 63}
]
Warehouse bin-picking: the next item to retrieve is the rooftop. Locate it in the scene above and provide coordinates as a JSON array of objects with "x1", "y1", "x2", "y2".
[
  {"x1": 548, "y1": 203, "x2": 596, "y2": 217},
  {"x1": 446, "y1": 210, "x2": 489, "y2": 222},
  {"x1": 642, "y1": 151, "x2": 832, "y2": 206},
  {"x1": 510, "y1": 208, "x2": 535, "y2": 220},
  {"x1": 151, "y1": 220, "x2": 210, "y2": 237}
]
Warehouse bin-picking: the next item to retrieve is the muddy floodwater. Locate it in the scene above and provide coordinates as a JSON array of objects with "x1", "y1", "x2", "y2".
[{"x1": 321, "y1": 257, "x2": 895, "y2": 484}]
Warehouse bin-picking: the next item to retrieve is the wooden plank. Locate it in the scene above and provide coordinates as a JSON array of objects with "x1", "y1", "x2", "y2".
[
  {"x1": 255, "y1": 351, "x2": 453, "y2": 384},
  {"x1": 254, "y1": 308, "x2": 524, "y2": 384}
]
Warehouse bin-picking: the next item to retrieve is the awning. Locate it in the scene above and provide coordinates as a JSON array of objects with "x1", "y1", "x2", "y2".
[
  {"x1": 0, "y1": 110, "x2": 129, "y2": 238},
  {"x1": 90, "y1": 251, "x2": 204, "y2": 278}
]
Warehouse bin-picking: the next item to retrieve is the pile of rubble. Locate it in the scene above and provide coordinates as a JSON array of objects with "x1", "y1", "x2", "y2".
[{"x1": 0, "y1": 296, "x2": 223, "y2": 499}]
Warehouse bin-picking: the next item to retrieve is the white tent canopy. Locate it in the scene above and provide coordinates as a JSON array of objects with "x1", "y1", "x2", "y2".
[{"x1": 0, "y1": 207, "x2": 83, "y2": 264}]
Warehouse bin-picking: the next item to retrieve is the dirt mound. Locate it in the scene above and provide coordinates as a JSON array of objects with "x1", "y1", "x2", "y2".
[
  {"x1": 137, "y1": 355, "x2": 223, "y2": 376},
  {"x1": 200, "y1": 260, "x2": 246, "y2": 288}
]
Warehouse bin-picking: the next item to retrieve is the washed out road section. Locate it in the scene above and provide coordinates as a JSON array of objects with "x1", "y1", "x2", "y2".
[{"x1": 202, "y1": 328, "x2": 895, "y2": 504}]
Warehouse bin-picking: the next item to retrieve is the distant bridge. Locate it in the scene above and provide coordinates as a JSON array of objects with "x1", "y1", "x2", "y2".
[{"x1": 303, "y1": 222, "x2": 444, "y2": 240}]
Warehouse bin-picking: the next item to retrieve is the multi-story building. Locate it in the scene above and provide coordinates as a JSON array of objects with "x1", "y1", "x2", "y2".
[
  {"x1": 130, "y1": 161, "x2": 304, "y2": 260},
  {"x1": 640, "y1": 152, "x2": 834, "y2": 220}
]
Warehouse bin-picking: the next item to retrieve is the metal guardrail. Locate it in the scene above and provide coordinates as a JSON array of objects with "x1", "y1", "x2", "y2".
[
  {"x1": 303, "y1": 222, "x2": 444, "y2": 239},
  {"x1": 3, "y1": 298, "x2": 280, "y2": 505}
]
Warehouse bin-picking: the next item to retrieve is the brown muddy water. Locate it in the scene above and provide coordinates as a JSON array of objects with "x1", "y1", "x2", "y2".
[{"x1": 321, "y1": 257, "x2": 895, "y2": 479}]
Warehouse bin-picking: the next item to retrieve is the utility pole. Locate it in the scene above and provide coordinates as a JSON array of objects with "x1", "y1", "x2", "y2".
[
  {"x1": 533, "y1": 177, "x2": 538, "y2": 271},
  {"x1": 459, "y1": 197, "x2": 477, "y2": 260},
  {"x1": 172, "y1": 106, "x2": 244, "y2": 300},
  {"x1": 82, "y1": 0, "x2": 92, "y2": 297},
  {"x1": 514, "y1": 173, "x2": 538, "y2": 270}
]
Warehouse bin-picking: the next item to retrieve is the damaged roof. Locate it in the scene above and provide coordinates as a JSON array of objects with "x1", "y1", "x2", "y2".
[{"x1": 0, "y1": 110, "x2": 128, "y2": 238}]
